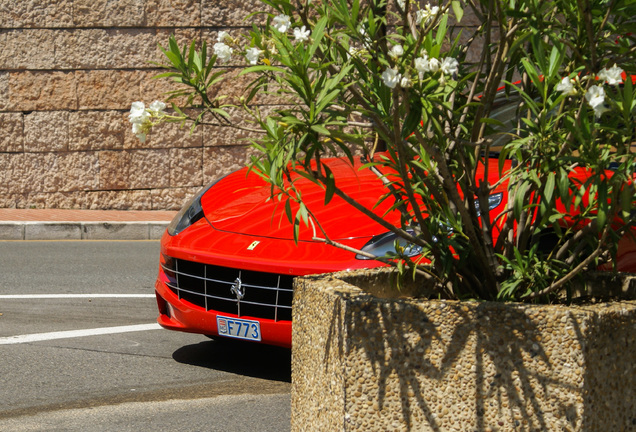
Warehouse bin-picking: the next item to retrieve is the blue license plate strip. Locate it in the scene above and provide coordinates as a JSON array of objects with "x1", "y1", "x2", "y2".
[{"x1": 216, "y1": 316, "x2": 261, "y2": 341}]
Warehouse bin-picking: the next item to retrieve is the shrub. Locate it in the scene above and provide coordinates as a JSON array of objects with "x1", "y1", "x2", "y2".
[{"x1": 134, "y1": 0, "x2": 635, "y2": 302}]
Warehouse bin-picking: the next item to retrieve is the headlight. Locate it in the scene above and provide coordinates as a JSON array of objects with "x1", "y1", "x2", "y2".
[
  {"x1": 356, "y1": 193, "x2": 504, "y2": 260},
  {"x1": 474, "y1": 192, "x2": 504, "y2": 216},
  {"x1": 357, "y1": 231, "x2": 423, "y2": 260},
  {"x1": 167, "y1": 182, "x2": 217, "y2": 236}
]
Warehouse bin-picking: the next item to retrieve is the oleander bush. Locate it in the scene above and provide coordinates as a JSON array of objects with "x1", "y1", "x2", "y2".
[{"x1": 133, "y1": 0, "x2": 636, "y2": 302}]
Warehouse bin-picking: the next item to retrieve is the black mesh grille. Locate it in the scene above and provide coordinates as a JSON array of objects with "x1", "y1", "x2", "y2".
[{"x1": 161, "y1": 256, "x2": 294, "y2": 321}]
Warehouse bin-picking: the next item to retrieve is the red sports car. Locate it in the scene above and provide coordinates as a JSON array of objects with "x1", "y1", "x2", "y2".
[
  {"x1": 155, "y1": 155, "x2": 398, "y2": 348},
  {"x1": 154, "y1": 150, "x2": 636, "y2": 348}
]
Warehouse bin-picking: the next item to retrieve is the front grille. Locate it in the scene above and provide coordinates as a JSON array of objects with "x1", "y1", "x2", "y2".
[{"x1": 161, "y1": 256, "x2": 294, "y2": 321}]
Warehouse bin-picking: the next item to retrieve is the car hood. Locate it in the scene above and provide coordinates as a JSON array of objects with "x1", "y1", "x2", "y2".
[
  {"x1": 199, "y1": 155, "x2": 516, "y2": 242},
  {"x1": 200, "y1": 157, "x2": 392, "y2": 242}
]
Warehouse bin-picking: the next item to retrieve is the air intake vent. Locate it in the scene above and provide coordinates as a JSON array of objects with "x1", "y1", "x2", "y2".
[{"x1": 161, "y1": 256, "x2": 294, "y2": 321}]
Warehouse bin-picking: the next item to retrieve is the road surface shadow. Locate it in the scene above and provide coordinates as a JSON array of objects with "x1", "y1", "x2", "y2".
[{"x1": 172, "y1": 338, "x2": 291, "y2": 383}]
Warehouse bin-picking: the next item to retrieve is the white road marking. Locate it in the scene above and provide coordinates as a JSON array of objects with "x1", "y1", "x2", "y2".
[
  {"x1": 0, "y1": 294, "x2": 155, "y2": 299},
  {"x1": 0, "y1": 323, "x2": 162, "y2": 345}
]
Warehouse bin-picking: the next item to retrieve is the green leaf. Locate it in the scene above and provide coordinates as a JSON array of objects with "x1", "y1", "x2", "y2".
[
  {"x1": 164, "y1": 51, "x2": 184, "y2": 70},
  {"x1": 520, "y1": 58, "x2": 542, "y2": 93},
  {"x1": 435, "y1": 14, "x2": 448, "y2": 46},
  {"x1": 620, "y1": 183, "x2": 633, "y2": 219},
  {"x1": 283, "y1": 199, "x2": 293, "y2": 226},
  {"x1": 240, "y1": 65, "x2": 287, "y2": 76},
  {"x1": 401, "y1": 103, "x2": 422, "y2": 139},
  {"x1": 557, "y1": 168, "x2": 571, "y2": 204},
  {"x1": 297, "y1": 202, "x2": 309, "y2": 227},
  {"x1": 187, "y1": 40, "x2": 196, "y2": 70},
  {"x1": 513, "y1": 180, "x2": 532, "y2": 219},
  {"x1": 596, "y1": 206, "x2": 607, "y2": 230},
  {"x1": 310, "y1": 124, "x2": 331, "y2": 135},
  {"x1": 323, "y1": 165, "x2": 336, "y2": 205},
  {"x1": 293, "y1": 218, "x2": 300, "y2": 244},
  {"x1": 153, "y1": 72, "x2": 182, "y2": 80},
  {"x1": 315, "y1": 89, "x2": 341, "y2": 115},
  {"x1": 209, "y1": 108, "x2": 230, "y2": 120},
  {"x1": 205, "y1": 69, "x2": 228, "y2": 89},
  {"x1": 480, "y1": 117, "x2": 506, "y2": 127},
  {"x1": 596, "y1": 181, "x2": 608, "y2": 229},
  {"x1": 544, "y1": 172, "x2": 555, "y2": 204},
  {"x1": 547, "y1": 45, "x2": 562, "y2": 81},
  {"x1": 308, "y1": 16, "x2": 328, "y2": 61},
  {"x1": 451, "y1": 0, "x2": 464, "y2": 22}
]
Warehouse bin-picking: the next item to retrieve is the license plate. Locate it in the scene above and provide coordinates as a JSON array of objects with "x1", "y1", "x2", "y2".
[{"x1": 216, "y1": 316, "x2": 261, "y2": 341}]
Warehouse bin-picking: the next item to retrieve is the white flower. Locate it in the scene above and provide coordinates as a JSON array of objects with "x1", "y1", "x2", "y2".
[
  {"x1": 348, "y1": 46, "x2": 363, "y2": 59},
  {"x1": 214, "y1": 42, "x2": 233, "y2": 63},
  {"x1": 440, "y1": 57, "x2": 459, "y2": 76},
  {"x1": 272, "y1": 14, "x2": 292, "y2": 33},
  {"x1": 585, "y1": 85, "x2": 610, "y2": 117},
  {"x1": 414, "y1": 55, "x2": 430, "y2": 74},
  {"x1": 131, "y1": 122, "x2": 148, "y2": 143},
  {"x1": 128, "y1": 100, "x2": 167, "y2": 142},
  {"x1": 592, "y1": 103, "x2": 610, "y2": 118},
  {"x1": 357, "y1": 25, "x2": 372, "y2": 46},
  {"x1": 415, "y1": 9, "x2": 427, "y2": 25},
  {"x1": 415, "y1": 3, "x2": 440, "y2": 26},
  {"x1": 148, "y1": 101, "x2": 167, "y2": 116},
  {"x1": 400, "y1": 74, "x2": 412, "y2": 88},
  {"x1": 414, "y1": 54, "x2": 446, "y2": 77},
  {"x1": 556, "y1": 77, "x2": 577, "y2": 96},
  {"x1": 128, "y1": 101, "x2": 148, "y2": 123},
  {"x1": 585, "y1": 85, "x2": 605, "y2": 107},
  {"x1": 217, "y1": 31, "x2": 230, "y2": 43},
  {"x1": 427, "y1": 57, "x2": 440, "y2": 73},
  {"x1": 131, "y1": 122, "x2": 143, "y2": 134},
  {"x1": 128, "y1": 102, "x2": 152, "y2": 142},
  {"x1": 397, "y1": 0, "x2": 405, "y2": 8},
  {"x1": 598, "y1": 64, "x2": 624, "y2": 86},
  {"x1": 389, "y1": 44, "x2": 404, "y2": 58},
  {"x1": 382, "y1": 67, "x2": 401, "y2": 89},
  {"x1": 246, "y1": 47, "x2": 263, "y2": 65},
  {"x1": 293, "y1": 26, "x2": 311, "y2": 43}
]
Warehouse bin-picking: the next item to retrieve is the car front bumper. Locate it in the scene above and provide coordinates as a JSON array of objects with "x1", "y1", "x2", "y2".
[{"x1": 155, "y1": 275, "x2": 293, "y2": 348}]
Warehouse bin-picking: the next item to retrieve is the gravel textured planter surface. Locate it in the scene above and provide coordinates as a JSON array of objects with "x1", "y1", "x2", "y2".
[{"x1": 291, "y1": 269, "x2": 636, "y2": 432}]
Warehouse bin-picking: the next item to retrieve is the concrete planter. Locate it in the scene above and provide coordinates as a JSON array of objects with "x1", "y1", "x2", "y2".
[{"x1": 291, "y1": 269, "x2": 636, "y2": 432}]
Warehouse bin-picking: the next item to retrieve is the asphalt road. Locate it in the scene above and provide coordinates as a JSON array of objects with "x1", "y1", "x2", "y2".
[{"x1": 0, "y1": 241, "x2": 291, "y2": 432}]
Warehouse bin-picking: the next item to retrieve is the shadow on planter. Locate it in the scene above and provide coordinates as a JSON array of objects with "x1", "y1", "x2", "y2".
[{"x1": 291, "y1": 268, "x2": 636, "y2": 431}]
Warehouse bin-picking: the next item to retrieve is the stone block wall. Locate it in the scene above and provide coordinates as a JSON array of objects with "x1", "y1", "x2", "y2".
[
  {"x1": 0, "y1": 1, "x2": 484, "y2": 210},
  {"x1": 0, "y1": 0, "x2": 265, "y2": 210}
]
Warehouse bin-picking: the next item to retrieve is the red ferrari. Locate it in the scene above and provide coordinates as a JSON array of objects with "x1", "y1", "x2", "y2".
[
  {"x1": 155, "y1": 156, "x2": 398, "y2": 348},
  {"x1": 154, "y1": 149, "x2": 636, "y2": 348}
]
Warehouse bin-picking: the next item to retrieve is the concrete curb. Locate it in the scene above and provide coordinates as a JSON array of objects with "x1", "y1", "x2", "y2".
[{"x1": 0, "y1": 222, "x2": 169, "y2": 240}]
